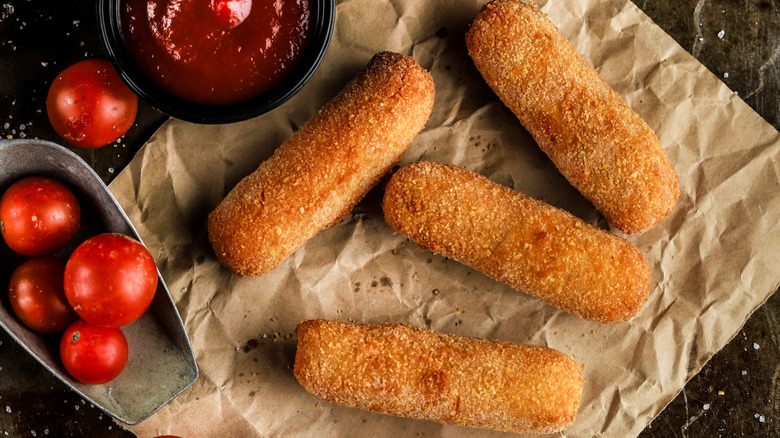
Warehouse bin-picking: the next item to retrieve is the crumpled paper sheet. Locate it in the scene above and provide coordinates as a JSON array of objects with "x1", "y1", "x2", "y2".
[{"x1": 109, "y1": 0, "x2": 780, "y2": 436}]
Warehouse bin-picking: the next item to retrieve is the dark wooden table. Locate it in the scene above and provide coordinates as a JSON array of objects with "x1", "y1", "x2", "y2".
[{"x1": 1, "y1": 1, "x2": 777, "y2": 436}]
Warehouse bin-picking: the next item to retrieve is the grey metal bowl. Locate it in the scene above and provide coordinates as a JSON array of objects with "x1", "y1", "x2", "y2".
[{"x1": 0, "y1": 139, "x2": 198, "y2": 424}]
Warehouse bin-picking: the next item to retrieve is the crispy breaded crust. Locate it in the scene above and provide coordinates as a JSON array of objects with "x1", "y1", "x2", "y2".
[
  {"x1": 208, "y1": 52, "x2": 435, "y2": 276},
  {"x1": 466, "y1": 0, "x2": 679, "y2": 234},
  {"x1": 294, "y1": 319, "x2": 584, "y2": 435},
  {"x1": 382, "y1": 162, "x2": 651, "y2": 323}
]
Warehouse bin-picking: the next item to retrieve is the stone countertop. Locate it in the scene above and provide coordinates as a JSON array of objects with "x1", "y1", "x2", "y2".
[{"x1": 0, "y1": 1, "x2": 777, "y2": 436}]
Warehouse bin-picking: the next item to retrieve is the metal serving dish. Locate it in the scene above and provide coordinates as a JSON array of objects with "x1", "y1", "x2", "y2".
[{"x1": 0, "y1": 139, "x2": 198, "y2": 424}]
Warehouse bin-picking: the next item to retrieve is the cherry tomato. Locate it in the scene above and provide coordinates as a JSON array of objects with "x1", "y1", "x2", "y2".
[
  {"x1": 0, "y1": 176, "x2": 81, "y2": 256},
  {"x1": 60, "y1": 320, "x2": 128, "y2": 384},
  {"x1": 64, "y1": 233, "x2": 157, "y2": 327},
  {"x1": 211, "y1": 0, "x2": 252, "y2": 28},
  {"x1": 8, "y1": 257, "x2": 79, "y2": 334},
  {"x1": 46, "y1": 59, "x2": 138, "y2": 148}
]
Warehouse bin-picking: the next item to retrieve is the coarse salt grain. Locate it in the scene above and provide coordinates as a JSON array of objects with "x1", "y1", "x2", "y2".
[
  {"x1": 703, "y1": 404, "x2": 710, "y2": 410},
  {"x1": 717, "y1": 30, "x2": 725, "y2": 38},
  {"x1": 753, "y1": 343, "x2": 760, "y2": 349},
  {"x1": 742, "y1": 370, "x2": 747, "y2": 375}
]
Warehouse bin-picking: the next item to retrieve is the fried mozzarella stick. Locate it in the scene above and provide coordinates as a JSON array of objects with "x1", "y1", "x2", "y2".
[
  {"x1": 208, "y1": 52, "x2": 434, "y2": 276},
  {"x1": 383, "y1": 162, "x2": 651, "y2": 323},
  {"x1": 466, "y1": 0, "x2": 679, "y2": 234},
  {"x1": 294, "y1": 319, "x2": 584, "y2": 435}
]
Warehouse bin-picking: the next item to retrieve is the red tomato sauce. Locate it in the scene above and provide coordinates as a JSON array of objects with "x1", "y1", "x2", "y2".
[{"x1": 121, "y1": 0, "x2": 312, "y2": 105}]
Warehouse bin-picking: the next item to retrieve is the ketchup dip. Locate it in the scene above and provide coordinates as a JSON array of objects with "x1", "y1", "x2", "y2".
[{"x1": 121, "y1": 0, "x2": 312, "y2": 105}]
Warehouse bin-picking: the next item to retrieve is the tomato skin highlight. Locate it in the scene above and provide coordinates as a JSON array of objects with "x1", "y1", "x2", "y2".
[
  {"x1": 8, "y1": 257, "x2": 79, "y2": 334},
  {"x1": 64, "y1": 233, "x2": 158, "y2": 327},
  {"x1": 0, "y1": 176, "x2": 81, "y2": 256},
  {"x1": 60, "y1": 320, "x2": 128, "y2": 384},
  {"x1": 46, "y1": 59, "x2": 138, "y2": 148}
]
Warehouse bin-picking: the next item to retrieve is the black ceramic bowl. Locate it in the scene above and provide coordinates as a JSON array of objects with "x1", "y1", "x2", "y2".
[{"x1": 97, "y1": 0, "x2": 334, "y2": 124}]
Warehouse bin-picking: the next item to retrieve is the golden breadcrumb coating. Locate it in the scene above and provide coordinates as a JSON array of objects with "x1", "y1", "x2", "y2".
[
  {"x1": 208, "y1": 52, "x2": 435, "y2": 276},
  {"x1": 294, "y1": 319, "x2": 584, "y2": 435},
  {"x1": 466, "y1": 0, "x2": 679, "y2": 235},
  {"x1": 382, "y1": 162, "x2": 651, "y2": 323}
]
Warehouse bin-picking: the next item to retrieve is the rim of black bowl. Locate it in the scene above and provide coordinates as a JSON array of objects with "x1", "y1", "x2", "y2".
[{"x1": 97, "y1": 0, "x2": 335, "y2": 124}]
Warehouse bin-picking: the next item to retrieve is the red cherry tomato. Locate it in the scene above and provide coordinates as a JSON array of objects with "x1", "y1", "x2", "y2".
[
  {"x1": 211, "y1": 0, "x2": 252, "y2": 28},
  {"x1": 46, "y1": 59, "x2": 138, "y2": 148},
  {"x1": 64, "y1": 233, "x2": 158, "y2": 327},
  {"x1": 8, "y1": 257, "x2": 79, "y2": 334},
  {"x1": 0, "y1": 176, "x2": 81, "y2": 256},
  {"x1": 60, "y1": 320, "x2": 128, "y2": 384}
]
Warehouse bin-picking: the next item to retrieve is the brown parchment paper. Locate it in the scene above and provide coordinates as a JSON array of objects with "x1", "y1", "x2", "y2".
[{"x1": 109, "y1": 0, "x2": 780, "y2": 436}]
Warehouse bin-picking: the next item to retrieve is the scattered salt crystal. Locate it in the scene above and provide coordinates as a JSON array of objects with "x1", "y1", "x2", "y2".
[
  {"x1": 755, "y1": 413, "x2": 760, "y2": 418},
  {"x1": 698, "y1": 37, "x2": 704, "y2": 42},
  {"x1": 760, "y1": 415, "x2": 766, "y2": 423},
  {"x1": 19, "y1": 132, "x2": 26, "y2": 138},
  {"x1": 108, "y1": 167, "x2": 114, "y2": 174},
  {"x1": 74, "y1": 405, "x2": 80, "y2": 410},
  {"x1": 19, "y1": 124, "x2": 25, "y2": 130},
  {"x1": 742, "y1": 370, "x2": 747, "y2": 375},
  {"x1": 723, "y1": 72, "x2": 729, "y2": 78},
  {"x1": 5, "y1": 406, "x2": 10, "y2": 413},
  {"x1": 41, "y1": 62, "x2": 47, "y2": 67},
  {"x1": 31, "y1": 431, "x2": 37, "y2": 437},
  {"x1": 703, "y1": 404, "x2": 710, "y2": 410},
  {"x1": 72, "y1": 20, "x2": 80, "y2": 25},
  {"x1": 43, "y1": 430, "x2": 49, "y2": 436},
  {"x1": 753, "y1": 343, "x2": 760, "y2": 349},
  {"x1": 3, "y1": 122, "x2": 9, "y2": 129},
  {"x1": 717, "y1": 30, "x2": 725, "y2": 39}
]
